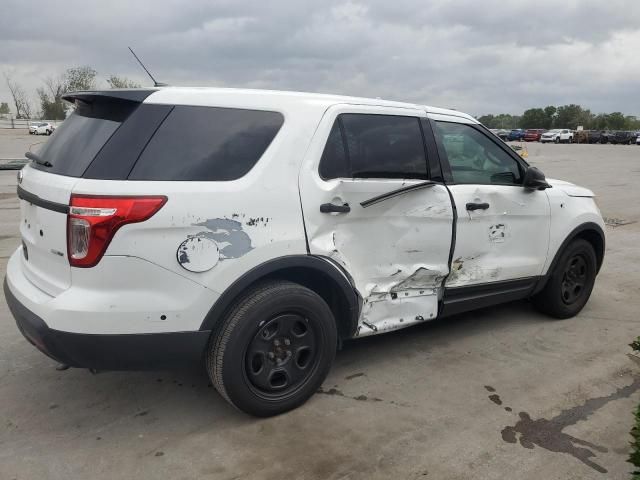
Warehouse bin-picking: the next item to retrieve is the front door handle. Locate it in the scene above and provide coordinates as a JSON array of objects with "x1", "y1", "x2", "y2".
[
  {"x1": 466, "y1": 202, "x2": 490, "y2": 211},
  {"x1": 320, "y1": 202, "x2": 351, "y2": 214}
]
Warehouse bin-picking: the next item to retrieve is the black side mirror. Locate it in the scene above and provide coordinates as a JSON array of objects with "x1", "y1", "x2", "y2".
[{"x1": 523, "y1": 166, "x2": 551, "y2": 190}]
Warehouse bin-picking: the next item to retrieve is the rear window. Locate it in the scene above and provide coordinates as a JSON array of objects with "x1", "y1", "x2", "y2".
[
  {"x1": 32, "y1": 100, "x2": 136, "y2": 177},
  {"x1": 128, "y1": 106, "x2": 284, "y2": 181},
  {"x1": 319, "y1": 113, "x2": 428, "y2": 180}
]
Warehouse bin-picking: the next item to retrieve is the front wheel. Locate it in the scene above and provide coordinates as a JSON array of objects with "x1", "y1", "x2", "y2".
[
  {"x1": 533, "y1": 239, "x2": 597, "y2": 319},
  {"x1": 208, "y1": 280, "x2": 337, "y2": 416}
]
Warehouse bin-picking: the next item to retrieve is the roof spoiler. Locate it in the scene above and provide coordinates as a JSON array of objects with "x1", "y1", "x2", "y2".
[{"x1": 62, "y1": 89, "x2": 158, "y2": 104}]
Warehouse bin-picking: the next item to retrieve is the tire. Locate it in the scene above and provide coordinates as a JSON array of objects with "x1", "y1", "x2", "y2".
[
  {"x1": 208, "y1": 280, "x2": 337, "y2": 417},
  {"x1": 533, "y1": 239, "x2": 597, "y2": 319},
  {"x1": 554, "y1": 137, "x2": 559, "y2": 144}
]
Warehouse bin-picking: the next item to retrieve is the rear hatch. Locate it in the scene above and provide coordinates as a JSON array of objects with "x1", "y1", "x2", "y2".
[{"x1": 17, "y1": 90, "x2": 157, "y2": 296}]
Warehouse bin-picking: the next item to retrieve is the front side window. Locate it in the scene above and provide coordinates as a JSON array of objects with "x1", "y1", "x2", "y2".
[
  {"x1": 319, "y1": 114, "x2": 428, "y2": 180},
  {"x1": 435, "y1": 122, "x2": 523, "y2": 185}
]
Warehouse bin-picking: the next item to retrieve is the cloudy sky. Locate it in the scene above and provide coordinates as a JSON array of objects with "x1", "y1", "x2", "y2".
[{"x1": 1, "y1": 0, "x2": 639, "y2": 117}]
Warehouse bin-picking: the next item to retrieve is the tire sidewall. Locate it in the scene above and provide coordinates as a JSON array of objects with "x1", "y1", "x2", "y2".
[
  {"x1": 217, "y1": 284, "x2": 336, "y2": 416},
  {"x1": 546, "y1": 239, "x2": 597, "y2": 317}
]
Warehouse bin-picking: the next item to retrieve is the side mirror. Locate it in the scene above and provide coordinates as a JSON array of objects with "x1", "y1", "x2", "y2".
[{"x1": 523, "y1": 166, "x2": 551, "y2": 190}]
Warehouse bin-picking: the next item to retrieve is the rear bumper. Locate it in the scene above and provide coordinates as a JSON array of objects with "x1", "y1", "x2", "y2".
[{"x1": 4, "y1": 278, "x2": 210, "y2": 370}]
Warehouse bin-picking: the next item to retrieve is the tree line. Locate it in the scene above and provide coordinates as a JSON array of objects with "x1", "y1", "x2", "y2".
[
  {"x1": 478, "y1": 104, "x2": 640, "y2": 131},
  {"x1": 2, "y1": 66, "x2": 140, "y2": 120}
]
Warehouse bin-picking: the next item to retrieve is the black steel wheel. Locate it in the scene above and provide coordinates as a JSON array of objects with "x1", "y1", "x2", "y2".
[
  {"x1": 208, "y1": 280, "x2": 337, "y2": 416},
  {"x1": 245, "y1": 313, "x2": 319, "y2": 397},
  {"x1": 533, "y1": 238, "x2": 597, "y2": 319},
  {"x1": 560, "y1": 254, "x2": 588, "y2": 305}
]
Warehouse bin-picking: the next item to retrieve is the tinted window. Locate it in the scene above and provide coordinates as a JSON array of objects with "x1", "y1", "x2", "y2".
[
  {"x1": 129, "y1": 106, "x2": 284, "y2": 181},
  {"x1": 319, "y1": 121, "x2": 348, "y2": 179},
  {"x1": 32, "y1": 100, "x2": 136, "y2": 177},
  {"x1": 435, "y1": 122, "x2": 523, "y2": 185},
  {"x1": 319, "y1": 114, "x2": 428, "y2": 180}
]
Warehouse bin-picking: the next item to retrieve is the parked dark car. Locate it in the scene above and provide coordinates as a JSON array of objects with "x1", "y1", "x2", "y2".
[
  {"x1": 609, "y1": 131, "x2": 637, "y2": 145},
  {"x1": 507, "y1": 129, "x2": 525, "y2": 141},
  {"x1": 575, "y1": 130, "x2": 605, "y2": 144},
  {"x1": 496, "y1": 129, "x2": 510, "y2": 141},
  {"x1": 524, "y1": 129, "x2": 546, "y2": 141},
  {"x1": 489, "y1": 129, "x2": 510, "y2": 141}
]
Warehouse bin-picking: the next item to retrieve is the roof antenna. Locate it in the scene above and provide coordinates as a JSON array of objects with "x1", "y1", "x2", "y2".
[{"x1": 128, "y1": 47, "x2": 168, "y2": 87}]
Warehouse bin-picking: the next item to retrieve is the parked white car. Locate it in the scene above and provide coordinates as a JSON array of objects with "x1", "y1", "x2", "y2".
[
  {"x1": 6, "y1": 88, "x2": 605, "y2": 416},
  {"x1": 541, "y1": 129, "x2": 574, "y2": 143},
  {"x1": 28, "y1": 122, "x2": 55, "y2": 135}
]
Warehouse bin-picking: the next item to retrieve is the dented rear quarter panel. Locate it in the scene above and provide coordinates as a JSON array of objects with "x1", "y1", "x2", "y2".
[{"x1": 71, "y1": 96, "x2": 328, "y2": 297}]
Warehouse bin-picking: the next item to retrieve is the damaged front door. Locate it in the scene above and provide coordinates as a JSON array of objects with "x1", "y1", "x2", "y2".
[
  {"x1": 299, "y1": 106, "x2": 453, "y2": 336},
  {"x1": 432, "y1": 119, "x2": 550, "y2": 288}
]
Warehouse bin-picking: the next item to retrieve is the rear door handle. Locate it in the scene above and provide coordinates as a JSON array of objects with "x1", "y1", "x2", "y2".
[
  {"x1": 466, "y1": 202, "x2": 490, "y2": 211},
  {"x1": 320, "y1": 203, "x2": 351, "y2": 214}
]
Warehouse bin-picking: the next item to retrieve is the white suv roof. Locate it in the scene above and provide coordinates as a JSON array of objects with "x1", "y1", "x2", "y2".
[{"x1": 145, "y1": 86, "x2": 478, "y2": 122}]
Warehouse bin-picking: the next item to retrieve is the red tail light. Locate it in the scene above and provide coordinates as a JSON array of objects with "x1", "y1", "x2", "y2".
[{"x1": 67, "y1": 195, "x2": 167, "y2": 268}]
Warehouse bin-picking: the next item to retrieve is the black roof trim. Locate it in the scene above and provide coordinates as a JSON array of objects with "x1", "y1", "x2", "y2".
[{"x1": 62, "y1": 89, "x2": 158, "y2": 104}]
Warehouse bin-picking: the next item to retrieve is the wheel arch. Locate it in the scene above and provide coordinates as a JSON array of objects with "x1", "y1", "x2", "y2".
[
  {"x1": 534, "y1": 222, "x2": 605, "y2": 294},
  {"x1": 199, "y1": 255, "x2": 361, "y2": 340}
]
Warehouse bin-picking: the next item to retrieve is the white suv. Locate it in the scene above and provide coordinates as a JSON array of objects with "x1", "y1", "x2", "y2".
[
  {"x1": 541, "y1": 129, "x2": 574, "y2": 143},
  {"x1": 28, "y1": 122, "x2": 55, "y2": 135},
  {"x1": 5, "y1": 88, "x2": 605, "y2": 416}
]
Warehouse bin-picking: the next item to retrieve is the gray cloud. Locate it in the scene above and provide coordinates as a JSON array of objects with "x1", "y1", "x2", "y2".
[{"x1": 1, "y1": 0, "x2": 639, "y2": 117}]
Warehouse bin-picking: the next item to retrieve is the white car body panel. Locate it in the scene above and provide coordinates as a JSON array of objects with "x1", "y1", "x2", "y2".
[
  {"x1": 444, "y1": 183, "x2": 550, "y2": 286},
  {"x1": 6, "y1": 250, "x2": 219, "y2": 334}
]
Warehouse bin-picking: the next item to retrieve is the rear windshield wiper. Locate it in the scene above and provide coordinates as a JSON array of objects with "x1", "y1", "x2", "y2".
[{"x1": 25, "y1": 151, "x2": 53, "y2": 168}]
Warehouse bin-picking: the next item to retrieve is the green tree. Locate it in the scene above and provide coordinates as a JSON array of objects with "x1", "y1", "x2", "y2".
[
  {"x1": 106, "y1": 75, "x2": 141, "y2": 89},
  {"x1": 607, "y1": 112, "x2": 626, "y2": 130},
  {"x1": 553, "y1": 103, "x2": 592, "y2": 130},
  {"x1": 37, "y1": 66, "x2": 98, "y2": 117},
  {"x1": 520, "y1": 108, "x2": 547, "y2": 128},
  {"x1": 477, "y1": 114, "x2": 496, "y2": 128},
  {"x1": 592, "y1": 114, "x2": 609, "y2": 130},
  {"x1": 624, "y1": 116, "x2": 640, "y2": 130},
  {"x1": 542, "y1": 106, "x2": 557, "y2": 129},
  {"x1": 477, "y1": 113, "x2": 520, "y2": 129},
  {"x1": 0, "y1": 102, "x2": 9, "y2": 115},
  {"x1": 37, "y1": 88, "x2": 66, "y2": 120},
  {"x1": 65, "y1": 66, "x2": 97, "y2": 92}
]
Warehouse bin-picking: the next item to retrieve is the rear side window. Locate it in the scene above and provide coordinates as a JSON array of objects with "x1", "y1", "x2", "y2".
[
  {"x1": 32, "y1": 100, "x2": 136, "y2": 177},
  {"x1": 318, "y1": 121, "x2": 348, "y2": 179},
  {"x1": 319, "y1": 114, "x2": 428, "y2": 180},
  {"x1": 128, "y1": 106, "x2": 284, "y2": 181}
]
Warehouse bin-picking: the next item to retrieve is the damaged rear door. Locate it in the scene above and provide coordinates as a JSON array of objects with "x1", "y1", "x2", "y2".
[{"x1": 299, "y1": 105, "x2": 453, "y2": 336}]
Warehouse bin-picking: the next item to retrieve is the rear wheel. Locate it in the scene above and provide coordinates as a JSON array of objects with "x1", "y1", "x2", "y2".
[
  {"x1": 533, "y1": 239, "x2": 597, "y2": 319},
  {"x1": 208, "y1": 280, "x2": 337, "y2": 417}
]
